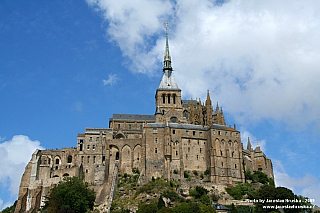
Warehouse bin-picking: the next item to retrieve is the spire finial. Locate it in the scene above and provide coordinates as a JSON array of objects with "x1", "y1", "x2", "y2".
[{"x1": 163, "y1": 23, "x2": 172, "y2": 71}]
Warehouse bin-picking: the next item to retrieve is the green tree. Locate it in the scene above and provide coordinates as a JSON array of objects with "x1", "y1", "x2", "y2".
[
  {"x1": 136, "y1": 202, "x2": 157, "y2": 213},
  {"x1": 2, "y1": 201, "x2": 17, "y2": 213},
  {"x1": 189, "y1": 186, "x2": 209, "y2": 199},
  {"x1": 44, "y1": 177, "x2": 95, "y2": 213}
]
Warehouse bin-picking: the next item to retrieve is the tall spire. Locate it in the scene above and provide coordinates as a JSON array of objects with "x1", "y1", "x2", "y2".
[{"x1": 163, "y1": 23, "x2": 172, "y2": 71}]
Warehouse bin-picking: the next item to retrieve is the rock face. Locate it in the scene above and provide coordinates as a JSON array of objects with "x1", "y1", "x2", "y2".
[{"x1": 14, "y1": 30, "x2": 273, "y2": 212}]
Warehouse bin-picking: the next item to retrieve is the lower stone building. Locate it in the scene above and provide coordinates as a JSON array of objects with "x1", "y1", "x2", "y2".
[{"x1": 14, "y1": 27, "x2": 273, "y2": 212}]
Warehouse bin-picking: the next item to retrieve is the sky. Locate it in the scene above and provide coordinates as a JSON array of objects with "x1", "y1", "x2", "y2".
[{"x1": 1, "y1": 0, "x2": 320, "y2": 209}]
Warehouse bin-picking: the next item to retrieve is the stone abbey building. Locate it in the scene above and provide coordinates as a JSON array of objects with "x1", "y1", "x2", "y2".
[{"x1": 15, "y1": 27, "x2": 273, "y2": 212}]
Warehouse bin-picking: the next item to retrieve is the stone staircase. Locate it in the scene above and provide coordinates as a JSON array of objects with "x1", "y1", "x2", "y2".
[{"x1": 104, "y1": 161, "x2": 119, "y2": 213}]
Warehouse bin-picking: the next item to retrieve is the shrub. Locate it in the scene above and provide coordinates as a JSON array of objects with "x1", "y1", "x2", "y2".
[
  {"x1": 189, "y1": 186, "x2": 209, "y2": 199},
  {"x1": 204, "y1": 169, "x2": 210, "y2": 176},
  {"x1": 193, "y1": 170, "x2": 198, "y2": 176},
  {"x1": 173, "y1": 169, "x2": 179, "y2": 174}
]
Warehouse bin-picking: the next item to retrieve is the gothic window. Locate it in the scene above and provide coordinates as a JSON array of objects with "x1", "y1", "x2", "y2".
[
  {"x1": 193, "y1": 131, "x2": 196, "y2": 136},
  {"x1": 235, "y1": 164, "x2": 237, "y2": 169},
  {"x1": 129, "y1": 124, "x2": 132, "y2": 130},
  {"x1": 168, "y1": 94, "x2": 171, "y2": 104},
  {"x1": 92, "y1": 145, "x2": 95, "y2": 150},
  {"x1": 153, "y1": 128, "x2": 157, "y2": 134},
  {"x1": 87, "y1": 145, "x2": 90, "y2": 150},
  {"x1": 162, "y1": 94, "x2": 165, "y2": 104},
  {"x1": 173, "y1": 94, "x2": 176, "y2": 104},
  {"x1": 183, "y1": 110, "x2": 189, "y2": 119},
  {"x1": 155, "y1": 138, "x2": 158, "y2": 143},
  {"x1": 173, "y1": 130, "x2": 176, "y2": 134},
  {"x1": 55, "y1": 158, "x2": 59, "y2": 165},
  {"x1": 79, "y1": 139, "x2": 83, "y2": 151},
  {"x1": 176, "y1": 151, "x2": 178, "y2": 155},
  {"x1": 220, "y1": 150, "x2": 223, "y2": 156},
  {"x1": 67, "y1": 155, "x2": 72, "y2": 163},
  {"x1": 155, "y1": 148, "x2": 158, "y2": 154}
]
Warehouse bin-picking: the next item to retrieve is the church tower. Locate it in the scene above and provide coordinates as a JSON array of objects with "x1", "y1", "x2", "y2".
[{"x1": 155, "y1": 24, "x2": 182, "y2": 123}]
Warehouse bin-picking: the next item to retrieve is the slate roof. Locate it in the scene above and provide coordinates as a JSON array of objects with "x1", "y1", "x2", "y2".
[
  {"x1": 158, "y1": 70, "x2": 180, "y2": 90},
  {"x1": 111, "y1": 114, "x2": 155, "y2": 121}
]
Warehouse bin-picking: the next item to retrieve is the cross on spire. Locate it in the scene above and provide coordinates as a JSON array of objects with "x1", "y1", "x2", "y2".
[{"x1": 163, "y1": 23, "x2": 172, "y2": 71}]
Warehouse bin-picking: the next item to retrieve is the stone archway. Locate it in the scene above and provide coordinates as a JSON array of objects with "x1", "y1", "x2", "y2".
[
  {"x1": 121, "y1": 145, "x2": 132, "y2": 174},
  {"x1": 133, "y1": 145, "x2": 142, "y2": 171}
]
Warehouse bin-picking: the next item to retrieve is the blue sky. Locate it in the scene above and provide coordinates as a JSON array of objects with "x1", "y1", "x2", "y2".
[{"x1": 1, "y1": 0, "x2": 320, "y2": 209}]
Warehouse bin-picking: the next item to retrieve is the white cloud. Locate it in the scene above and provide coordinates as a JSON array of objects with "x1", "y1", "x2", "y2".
[
  {"x1": 102, "y1": 73, "x2": 119, "y2": 86},
  {"x1": 273, "y1": 159, "x2": 320, "y2": 206},
  {"x1": 240, "y1": 129, "x2": 267, "y2": 152},
  {"x1": 0, "y1": 135, "x2": 44, "y2": 199},
  {"x1": 87, "y1": 0, "x2": 320, "y2": 129}
]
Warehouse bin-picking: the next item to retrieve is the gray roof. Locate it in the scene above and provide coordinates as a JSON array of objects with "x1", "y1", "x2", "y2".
[
  {"x1": 146, "y1": 123, "x2": 237, "y2": 131},
  {"x1": 158, "y1": 70, "x2": 180, "y2": 90},
  {"x1": 111, "y1": 114, "x2": 155, "y2": 121},
  {"x1": 181, "y1": 100, "x2": 199, "y2": 106}
]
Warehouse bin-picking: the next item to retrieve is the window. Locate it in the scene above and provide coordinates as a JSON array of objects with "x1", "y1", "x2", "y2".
[
  {"x1": 193, "y1": 131, "x2": 196, "y2": 136},
  {"x1": 230, "y1": 132, "x2": 233, "y2": 137},
  {"x1": 221, "y1": 162, "x2": 223, "y2": 167},
  {"x1": 93, "y1": 156, "x2": 96, "y2": 163},
  {"x1": 176, "y1": 151, "x2": 178, "y2": 155},
  {"x1": 92, "y1": 145, "x2": 95, "y2": 150},
  {"x1": 235, "y1": 164, "x2": 237, "y2": 169},
  {"x1": 232, "y1": 152, "x2": 234, "y2": 157},
  {"x1": 102, "y1": 156, "x2": 105, "y2": 162},
  {"x1": 118, "y1": 124, "x2": 120, "y2": 129},
  {"x1": 213, "y1": 130, "x2": 216, "y2": 135},
  {"x1": 236, "y1": 133, "x2": 239, "y2": 137},
  {"x1": 89, "y1": 137, "x2": 92, "y2": 142},
  {"x1": 200, "y1": 148, "x2": 202, "y2": 153},
  {"x1": 173, "y1": 130, "x2": 176, "y2": 134},
  {"x1": 197, "y1": 155, "x2": 199, "y2": 160},
  {"x1": 87, "y1": 145, "x2": 90, "y2": 150},
  {"x1": 168, "y1": 94, "x2": 171, "y2": 104},
  {"x1": 225, "y1": 132, "x2": 228, "y2": 136},
  {"x1": 155, "y1": 148, "x2": 158, "y2": 153},
  {"x1": 186, "y1": 154, "x2": 188, "y2": 159},
  {"x1": 218, "y1": 131, "x2": 221, "y2": 135},
  {"x1": 188, "y1": 147, "x2": 190, "y2": 152},
  {"x1": 140, "y1": 125, "x2": 143, "y2": 130},
  {"x1": 87, "y1": 156, "x2": 90, "y2": 163},
  {"x1": 173, "y1": 94, "x2": 176, "y2": 104},
  {"x1": 67, "y1": 156, "x2": 72, "y2": 163},
  {"x1": 155, "y1": 138, "x2": 158, "y2": 144},
  {"x1": 129, "y1": 124, "x2": 132, "y2": 130},
  {"x1": 162, "y1": 94, "x2": 166, "y2": 104},
  {"x1": 96, "y1": 137, "x2": 99, "y2": 141},
  {"x1": 153, "y1": 128, "x2": 157, "y2": 134},
  {"x1": 220, "y1": 150, "x2": 223, "y2": 156},
  {"x1": 79, "y1": 139, "x2": 83, "y2": 151},
  {"x1": 186, "y1": 131, "x2": 189, "y2": 136},
  {"x1": 199, "y1": 132, "x2": 203, "y2": 136},
  {"x1": 81, "y1": 156, "x2": 84, "y2": 163},
  {"x1": 55, "y1": 159, "x2": 59, "y2": 164}
]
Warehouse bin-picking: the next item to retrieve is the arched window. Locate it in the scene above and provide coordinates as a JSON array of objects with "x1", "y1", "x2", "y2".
[
  {"x1": 168, "y1": 94, "x2": 171, "y2": 104},
  {"x1": 67, "y1": 155, "x2": 72, "y2": 163},
  {"x1": 116, "y1": 152, "x2": 120, "y2": 160},
  {"x1": 55, "y1": 158, "x2": 59, "y2": 165},
  {"x1": 63, "y1": 173, "x2": 69, "y2": 177},
  {"x1": 162, "y1": 94, "x2": 165, "y2": 104},
  {"x1": 173, "y1": 94, "x2": 176, "y2": 104}
]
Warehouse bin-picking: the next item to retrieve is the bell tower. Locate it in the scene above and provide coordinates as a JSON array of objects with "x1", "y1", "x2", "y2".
[{"x1": 155, "y1": 24, "x2": 182, "y2": 123}]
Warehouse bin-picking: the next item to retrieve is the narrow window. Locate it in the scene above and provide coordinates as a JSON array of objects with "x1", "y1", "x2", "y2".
[
  {"x1": 140, "y1": 125, "x2": 142, "y2": 130},
  {"x1": 155, "y1": 148, "x2": 158, "y2": 153},
  {"x1": 92, "y1": 145, "x2": 95, "y2": 150},
  {"x1": 118, "y1": 124, "x2": 120, "y2": 129},
  {"x1": 186, "y1": 154, "x2": 188, "y2": 159},
  {"x1": 93, "y1": 156, "x2": 96, "y2": 163},
  {"x1": 153, "y1": 128, "x2": 157, "y2": 134},
  {"x1": 225, "y1": 132, "x2": 228, "y2": 136},
  {"x1": 173, "y1": 130, "x2": 176, "y2": 134},
  {"x1": 232, "y1": 152, "x2": 234, "y2": 157},
  {"x1": 220, "y1": 150, "x2": 223, "y2": 156},
  {"x1": 87, "y1": 145, "x2": 90, "y2": 150},
  {"x1": 55, "y1": 159, "x2": 59, "y2": 164},
  {"x1": 168, "y1": 94, "x2": 171, "y2": 104},
  {"x1": 235, "y1": 164, "x2": 237, "y2": 169},
  {"x1": 155, "y1": 138, "x2": 158, "y2": 143},
  {"x1": 129, "y1": 124, "x2": 132, "y2": 130},
  {"x1": 221, "y1": 162, "x2": 223, "y2": 167},
  {"x1": 188, "y1": 147, "x2": 190, "y2": 152},
  {"x1": 89, "y1": 137, "x2": 92, "y2": 142},
  {"x1": 67, "y1": 155, "x2": 72, "y2": 163},
  {"x1": 197, "y1": 155, "x2": 199, "y2": 160},
  {"x1": 186, "y1": 131, "x2": 189, "y2": 136},
  {"x1": 79, "y1": 139, "x2": 83, "y2": 151},
  {"x1": 102, "y1": 156, "x2": 105, "y2": 162},
  {"x1": 87, "y1": 156, "x2": 90, "y2": 163},
  {"x1": 199, "y1": 132, "x2": 203, "y2": 137},
  {"x1": 193, "y1": 131, "x2": 196, "y2": 136},
  {"x1": 96, "y1": 137, "x2": 99, "y2": 141},
  {"x1": 81, "y1": 156, "x2": 84, "y2": 163},
  {"x1": 176, "y1": 151, "x2": 178, "y2": 155},
  {"x1": 200, "y1": 148, "x2": 202, "y2": 153},
  {"x1": 162, "y1": 94, "x2": 165, "y2": 104},
  {"x1": 173, "y1": 94, "x2": 176, "y2": 104}
]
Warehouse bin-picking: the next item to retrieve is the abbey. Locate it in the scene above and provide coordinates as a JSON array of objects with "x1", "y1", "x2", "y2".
[{"x1": 14, "y1": 27, "x2": 273, "y2": 212}]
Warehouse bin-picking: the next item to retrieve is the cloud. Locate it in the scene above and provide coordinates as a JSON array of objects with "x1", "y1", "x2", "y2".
[
  {"x1": 102, "y1": 73, "x2": 119, "y2": 86},
  {"x1": 240, "y1": 129, "x2": 267, "y2": 152},
  {"x1": 87, "y1": 0, "x2": 320, "y2": 129},
  {"x1": 0, "y1": 135, "x2": 44, "y2": 199},
  {"x1": 273, "y1": 159, "x2": 320, "y2": 206}
]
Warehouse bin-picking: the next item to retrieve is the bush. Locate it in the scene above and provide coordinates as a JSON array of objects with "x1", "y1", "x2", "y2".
[
  {"x1": 193, "y1": 170, "x2": 198, "y2": 176},
  {"x1": 162, "y1": 189, "x2": 185, "y2": 202},
  {"x1": 189, "y1": 186, "x2": 209, "y2": 199},
  {"x1": 173, "y1": 169, "x2": 179, "y2": 174},
  {"x1": 225, "y1": 183, "x2": 256, "y2": 200},
  {"x1": 184, "y1": 171, "x2": 190, "y2": 179},
  {"x1": 204, "y1": 169, "x2": 210, "y2": 176},
  {"x1": 132, "y1": 167, "x2": 140, "y2": 174},
  {"x1": 44, "y1": 177, "x2": 95, "y2": 213}
]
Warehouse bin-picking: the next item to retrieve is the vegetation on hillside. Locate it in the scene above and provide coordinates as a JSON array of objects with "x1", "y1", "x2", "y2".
[
  {"x1": 1, "y1": 201, "x2": 17, "y2": 213},
  {"x1": 42, "y1": 177, "x2": 95, "y2": 213}
]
